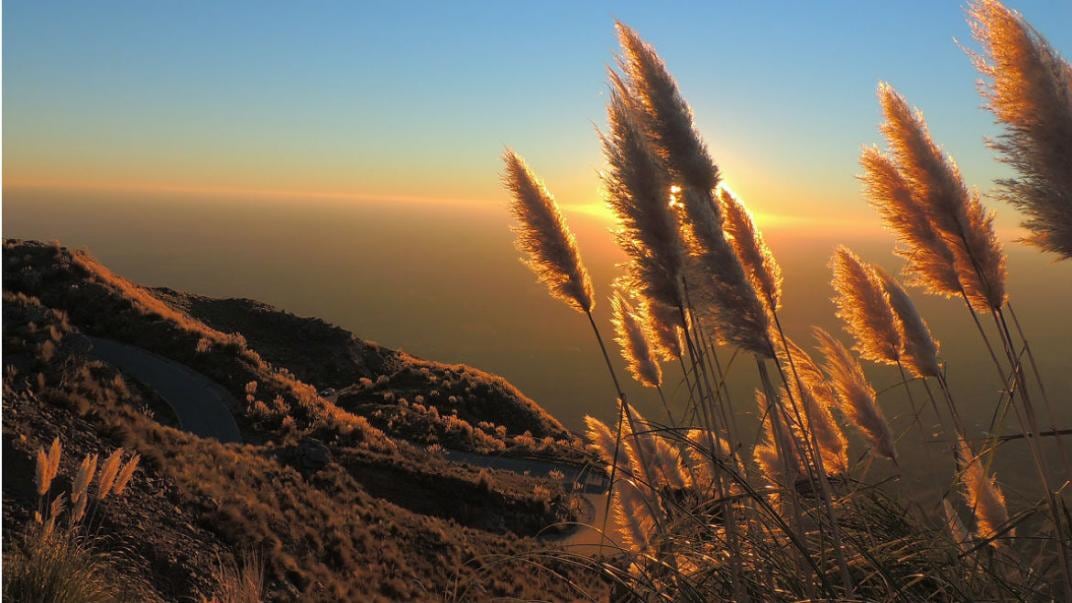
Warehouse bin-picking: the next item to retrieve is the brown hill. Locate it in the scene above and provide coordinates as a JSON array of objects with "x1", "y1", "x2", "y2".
[{"x1": 1, "y1": 240, "x2": 608, "y2": 601}]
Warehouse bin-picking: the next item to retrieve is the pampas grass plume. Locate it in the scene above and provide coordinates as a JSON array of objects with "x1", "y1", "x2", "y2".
[
  {"x1": 876, "y1": 267, "x2": 942, "y2": 378},
  {"x1": 113, "y1": 453, "x2": 140, "y2": 496},
  {"x1": 720, "y1": 187, "x2": 783, "y2": 312},
  {"x1": 968, "y1": 0, "x2": 1072, "y2": 259},
  {"x1": 814, "y1": 328, "x2": 898, "y2": 461},
  {"x1": 958, "y1": 438, "x2": 1014, "y2": 545},
  {"x1": 610, "y1": 292, "x2": 663, "y2": 388},
  {"x1": 860, "y1": 146, "x2": 962, "y2": 296},
  {"x1": 831, "y1": 246, "x2": 902, "y2": 365},
  {"x1": 877, "y1": 84, "x2": 1007, "y2": 310},
  {"x1": 501, "y1": 150, "x2": 595, "y2": 313}
]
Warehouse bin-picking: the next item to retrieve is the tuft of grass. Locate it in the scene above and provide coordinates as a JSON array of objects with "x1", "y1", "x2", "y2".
[
  {"x1": 3, "y1": 525, "x2": 121, "y2": 603},
  {"x1": 205, "y1": 552, "x2": 265, "y2": 603}
]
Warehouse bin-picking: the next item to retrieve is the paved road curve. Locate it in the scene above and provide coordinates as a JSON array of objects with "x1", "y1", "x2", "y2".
[{"x1": 87, "y1": 337, "x2": 242, "y2": 443}]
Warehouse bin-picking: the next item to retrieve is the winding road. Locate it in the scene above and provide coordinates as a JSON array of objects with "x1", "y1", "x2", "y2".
[{"x1": 86, "y1": 337, "x2": 242, "y2": 443}]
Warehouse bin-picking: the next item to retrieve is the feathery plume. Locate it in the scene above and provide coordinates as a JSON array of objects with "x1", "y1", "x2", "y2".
[
  {"x1": 501, "y1": 150, "x2": 595, "y2": 313},
  {"x1": 876, "y1": 267, "x2": 942, "y2": 378},
  {"x1": 35, "y1": 437, "x2": 63, "y2": 496},
  {"x1": 860, "y1": 146, "x2": 962, "y2": 296},
  {"x1": 44, "y1": 494, "x2": 66, "y2": 539},
  {"x1": 613, "y1": 23, "x2": 772, "y2": 356},
  {"x1": 72, "y1": 454, "x2": 97, "y2": 500},
  {"x1": 680, "y1": 187, "x2": 774, "y2": 357},
  {"x1": 585, "y1": 415, "x2": 632, "y2": 477},
  {"x1": 97, "y1": 448, "x2": 124, "y2": 500},
  {"x1": 779, "y1": 340, "x2": 849, "y2": 474},
  {"x1": 47, "y1": 437, "x2": 62, "y2": 482},
  {"x1": 968, "y1": 0, "x2": 1072, "y2": 259},
  {"x1": 70, "y1": 493, "x2": 88, "y2": 527},
  {"x1": 602, "y1": 76, "x2": 685, "y2": 312},
  {"x1": 113, "y1": 453, "x2": 140, "y2": 496},
  {"x1": 830, "y1": 246, "x2": 902, "y2": 365},
  {"x1": 652, "y1": 436, "x2": 691, "y2": 490},
  {"x1": 615, "y1": 22, "x2": 719, "y2": 193},
  {"x1": 610, "y1": 292, "x2": 663, "y2": 388},
  {"x1": 754, "y1": 390, "x2": 804, "y2": 487},
  {"x1": 877, "y1": 84, "x2": 1007, "y2": 310},
  {"x1": 958, "y1": 438, "x2": 1014, "y2": 545},
  {"x1": 814, "y1": 328, "x2": 898, "y2": 461},
  {"x1": 69, "y1": 453, "x2": 98, "y2": 525},
  {"x1": 644, "y1": 299, "x2": 684, "y2": 361},
  {"x1": 720, "y1": 187, "x2": 783, "y2": 311},
  {"x1": 613, "y1": 480, "x2": 655, "y2": 553},
  {"x1": 620, "y1": 403, "x2": 665, "y2": 488},
  {"x1": 35, "y1": 449, "x2": 52, "y2": 496},
  {"x1": 684, "y1": 429, "x2": 731, "y2": 490},
  {"x1": 943, "y1": 498, "x2": 974, "y2": 554}
]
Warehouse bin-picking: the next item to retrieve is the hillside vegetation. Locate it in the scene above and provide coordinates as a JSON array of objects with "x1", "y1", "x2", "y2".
[{"x1": 2, "y1": 239, "x2": 607, "y2": 601}]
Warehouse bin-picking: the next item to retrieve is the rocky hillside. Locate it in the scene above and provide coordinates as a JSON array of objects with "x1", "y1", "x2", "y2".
[{"x1": 1, "y1": 240, "x2": 609, "y2": 601}]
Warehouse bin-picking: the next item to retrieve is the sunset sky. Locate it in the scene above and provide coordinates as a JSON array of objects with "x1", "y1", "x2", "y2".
[{"x1": 5, "y1": 1, "x2": 1071, "y2": 231}]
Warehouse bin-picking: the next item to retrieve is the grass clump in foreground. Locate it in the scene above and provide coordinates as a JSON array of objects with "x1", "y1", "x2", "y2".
[
  {"x1": 496, "y1": 1, "x2": 1072, "y2": 599},
  {"x1": 3, "y1": 436, "x2": 143, "y2": 603},
  {"x1": 4, "y1": 524, "x2": 121, "y2": 603}
]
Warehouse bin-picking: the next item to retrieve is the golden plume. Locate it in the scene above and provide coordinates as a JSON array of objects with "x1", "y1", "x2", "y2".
[
  {"x1": 610, "y1": 292, "x2": 663, "y2": 388},
  {"x1": 613, "y1": 480, "x2": 655, "y2": 553},
  {"x1": 860, "y1": 146, "x2": 961, "y2": 296},
  {"x1": 613, "y1": 23, "x2": 772, "y2": 357},
  {"x1": 113, "y1": 453, "x2": 141, "y2": 496},
  {"x1": 585, "y1": 415, "x2": 632, "y2": 478},
  {"x1": 968, "y1": 0, "x2": 1072, "y2": 259},
  {"x1": 813, "y1": 328, "x2": 897, "y2": 461},
  {"x1": 501, "y1": 150, "x2": 595, "y2": 313},
  {"x1": 958, "y1": 438, "x2": 1014, "y2": 546},
  {"x1": 830, "y1": 246, "x2": 902, "y2": 365},
  {"x1": 684, "y1": 428, "x2": 731, "y2": 490},
  {"x1": 720, "y1": 187, "x2": 783, "y2": 312},
  {"x1": 875, "y1": 267, "x2": 942, "y2": 378},
  {"x1": 602, "y1": 73, "x2": 685, "y2": 313},
  {"x1": 877, "y1": 84, "x2": 1007, "y2": 311},
  {"x1": 779, "y1": 339, "x2": 849, "y2": 474},
  {"x1": 615, "y1": 22, "x2": 719, "y2": 194},
  {"x1": 97, "y1": 448, "x2": 124, "y2": 501},
  {"x1": 644, "y1": 299, "x2": 684, "y2": 361}
]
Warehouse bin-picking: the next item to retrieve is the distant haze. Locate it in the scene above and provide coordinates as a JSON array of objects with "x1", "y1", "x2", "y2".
[{"x1": 5, "y1": 188, "x2": 1071, "y2": 499}]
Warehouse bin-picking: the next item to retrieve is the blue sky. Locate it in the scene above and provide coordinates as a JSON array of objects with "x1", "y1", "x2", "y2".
[{"x1": 4, "y1": 1, "x2": 1071, "y2": 225}]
